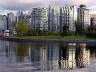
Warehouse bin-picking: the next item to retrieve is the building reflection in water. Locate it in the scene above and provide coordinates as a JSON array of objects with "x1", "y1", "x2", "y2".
[
  {"x1": 87, "y1": 44, "x2": 96, "y2": 58},
  {"x1": 58, "y1": 43, "x2": 76, "y2": 69},
  {"x1": 47, "y1": 43, "x2": 59, "y2": 70},
  {"x1": 0, "y1": 41, "x2": 92, "y2": 71},
  {"x1": 2, "y1": 41, "x2": 17, "y2": 63},
  {"x1": 75, "y1": 43, "x2": 90, "y2": 68},
  {"x1": 59, "y1": 43, "x2": 69, "y2": 69},
  {"x1": 30, "y1": 42, "x2": 90, "y2": 71}
]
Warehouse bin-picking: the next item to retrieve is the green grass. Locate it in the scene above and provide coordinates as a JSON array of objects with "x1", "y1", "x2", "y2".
[{"x1": 12, "y1": 35, "x2": 95, "y2": 41}]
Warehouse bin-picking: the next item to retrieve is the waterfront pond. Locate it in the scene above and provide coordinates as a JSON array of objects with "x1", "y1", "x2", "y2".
[{"x1": 0, "y1": 40, "x2": 96, "y2": 72}]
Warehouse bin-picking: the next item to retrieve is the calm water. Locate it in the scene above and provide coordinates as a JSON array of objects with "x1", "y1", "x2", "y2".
[{"x1": 0, "y1": 40, "x2": 96, "y2": 72}]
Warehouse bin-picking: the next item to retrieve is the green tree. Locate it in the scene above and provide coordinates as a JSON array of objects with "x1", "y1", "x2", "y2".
[
  {"x1": 87, "y1": 25, "x2": 96, "y2": 32},
  {"x1": 61, "y1": 25, "x2": 69, "y2": 36},
  {"x1": 16, "y1": 20, "x2": 28, "y2": 36},
  {"x1": 75, "y1": 22, "x2": 83, "y2": 35}
]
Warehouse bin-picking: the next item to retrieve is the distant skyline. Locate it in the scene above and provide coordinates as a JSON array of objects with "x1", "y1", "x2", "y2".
[{"x1": 0, "y1": 0, "x2": 96, "y2": 14}]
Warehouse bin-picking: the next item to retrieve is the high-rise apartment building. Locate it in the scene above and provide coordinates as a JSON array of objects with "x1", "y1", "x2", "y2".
[
  {"x1": 60, "y1": 5, "x2": 75, "y2": 32},
  {"x1": 48, "y1": 5, "x2": 75, "y2": 32},
  {"x1": 31, "y1": 8, "x2": 48, "y2": 31},
  {"x1": 48, "y1": 6, "x2": 60, "y2": 32},
  {"x1": 16, "y1": 11, "x2": 24, "y2": 22},
  {"x1": 77, "y1": 5, "x2": 90, "y2": 33},
  {"x1": 7, "y1": 12, "x2": 16, "y2": 31},
  {"x1": 0, "y1": 15, "x2": 7, "y2": 31}
]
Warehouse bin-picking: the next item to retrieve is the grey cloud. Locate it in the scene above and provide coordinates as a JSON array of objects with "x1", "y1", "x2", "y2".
[
  {"x1": 0, "y1": 0, "x2": 69, "y2": 10},
  {"x1": 0, "y1": 0, "x2": 96, "y2": 11},
  {"x1": 1, "y1": 2, "x2": 44, "y2": 10}
]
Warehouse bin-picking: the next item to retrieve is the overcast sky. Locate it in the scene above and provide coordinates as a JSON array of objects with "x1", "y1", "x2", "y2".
[{"x1": 0, "y1": 0, "x2": 96, "y2": 14}]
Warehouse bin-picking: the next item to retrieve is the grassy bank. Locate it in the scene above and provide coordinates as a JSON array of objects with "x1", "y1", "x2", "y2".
[{"x1": 12, "y1": 36, "x2": 95, "y2": 41}]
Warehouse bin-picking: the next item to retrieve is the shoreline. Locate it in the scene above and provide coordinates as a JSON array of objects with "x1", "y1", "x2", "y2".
[{"x1": 0, "y1": 36, "x2": 96, "y2": 43}]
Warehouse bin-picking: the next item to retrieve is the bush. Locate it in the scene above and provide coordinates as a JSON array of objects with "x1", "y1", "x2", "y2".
[
  {"x1": 26, "y1": 29, "x2": 48, "y2": 36},
  {"x1": 60, "y1": 31, "x2": 75, "y2": 36},
  {"x1": 27, "y1": 29, "x2": 34, "y2": 36},
  {"x1": 48, "y1": 32, "x2": 60, "y2": 36},
  {"x1": 86, "y1": 32, "x2": 96, "y2": 38}
]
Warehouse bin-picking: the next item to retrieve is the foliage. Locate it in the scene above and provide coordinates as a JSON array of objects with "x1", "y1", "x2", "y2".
[
  {"x1": 16, "y1": 20, "x2": 28, "y2": 36},
  {"x1": 74, "y1": 22, "x2": 96, "y2": 38},
  {"x1": 27, "y1": 29, "x2": 34, "y2": 36},
  {"x1": 60, "y1": 25, "x2": 69, "y2": 36},
  {"x1": 86, "y1": 32, "x2": 96, "y2": 38},
  {"x1": 48, "y1": 32, "x2": 60, "y2": 36},
  {"x1": 86, "y1": 25, "x2": 96, "y2": 38},
  {"x1": 75, "y1": 23, "x2": 83, "y2": 35},
  {"x1": 27, "y1": 29, "x2": 48, "y2": 36},
  {"x1": 16, "y1": 43, "x2": 29, "y2": 61},
  {"x1": 87, "y1": 25, "x2": 96, "y2": 32}
]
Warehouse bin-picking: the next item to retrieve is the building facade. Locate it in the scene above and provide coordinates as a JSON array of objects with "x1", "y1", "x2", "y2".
[
  {"x1": 16, "y1": 11, "x2": 24, "y2": 22},
  {"x1": 7, "y1": 12, "x2": 16, "y2": 31},
  {"x1": 60, "y1": 5, "x2": 75, "y2": 32},
  {"x1": 0, "y1": 15, "x2": 7, "y2": 31},
  {"x1": 77, "y1": 5, "x2": 90, "y2": 33},
  {"x1": 48, "y1": 6, "x2": 60, "y2": 32},
  {"x1": 31, "y1": 8, "x2": 48, "y2": 31},
  {"x1": 90, "y1": 14, "x2": 96, "y2": 26},
  {"x1": 48, "y1": 5, "x2": 75, "y2": 32}
]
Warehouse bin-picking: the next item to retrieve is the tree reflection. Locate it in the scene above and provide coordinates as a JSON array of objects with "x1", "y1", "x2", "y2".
[
  {"x1": 16, "y1": 43, "x2": 29, "y2": 62},
  {"x1": 59, "y1": 44, "x2": 68, "y2": 60},
  {"x1": 59, "y1": 44, "x2": 68, "y2": 69},
  {"x1": 87, "y1": 44, "x2": 96, "y2": 57},
  {"x1": 75, "y1": 43, "x2": 84, "y2": 68}
]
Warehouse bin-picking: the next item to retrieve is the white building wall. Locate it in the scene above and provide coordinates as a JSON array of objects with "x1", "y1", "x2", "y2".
[
  {"x1": 7, "y1": 13, "x2": 16, "y2": 31},
  {"x1": 31, "y1": 8, "x2": 48, "y2": 31},
  {"x1": 60, "y1": 5, "x2": 75, "y2": 32},
  {"x1": 0, "y1": 15, "x2": 7, "y2": 31},
  {"x1": 77, "y1": 6, "x2": 90, "y2": 30},
  {"x1": 48, "y1": 7, "x2": 60, "y2": 32}
]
